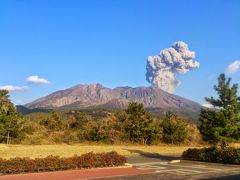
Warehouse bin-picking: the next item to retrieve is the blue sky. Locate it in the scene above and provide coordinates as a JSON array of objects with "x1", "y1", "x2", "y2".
[{"x1": 0, "y1": 0, "x2": 240, "y2": 105}]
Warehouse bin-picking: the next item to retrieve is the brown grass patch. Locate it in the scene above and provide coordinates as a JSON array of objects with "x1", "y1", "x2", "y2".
[{"x1": 0, "y1": 144, "x2": 203, "y2": 159}]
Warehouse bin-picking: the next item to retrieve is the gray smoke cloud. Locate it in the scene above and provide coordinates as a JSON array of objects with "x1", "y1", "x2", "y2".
[{"x1": 146, "y1": 41, "x2": 200, "y2": 93}]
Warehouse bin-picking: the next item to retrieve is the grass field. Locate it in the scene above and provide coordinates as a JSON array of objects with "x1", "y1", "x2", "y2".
[
  {"x1": 0, "y1": 144, "x2": 203, "y2": 159},
  {"x1": 2, "y1": 143, "x2": 239, "y2": 159}
]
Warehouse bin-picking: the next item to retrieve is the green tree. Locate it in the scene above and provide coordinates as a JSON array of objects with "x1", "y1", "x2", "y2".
[
  {"x1": 199, "y1": 74, "x2": 240, "y2": 148},
  {"x1": 161, "y1": 112, "x2": 188, "y2": 144},
  {"x1": 94, "y1": 115, "x2": 122, "y2": 144},
  {"x1": 0, "y1": 90, "x2": 25, "y2": 144},
  {"x1": 40, "y1": 111, "x2": 63, "y2": 130},
  {"x1": 66, "y1": 111, "x2": 92, "y2": 141},
  {"x1": 68, "y1": 111, "x2": 89, "y2": 129},
  {"x1": 119, "y1": 102, "x2": 162, "y2": 144}
]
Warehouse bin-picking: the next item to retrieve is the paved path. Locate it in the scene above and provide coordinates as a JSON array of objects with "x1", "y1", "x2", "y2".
[
  {"x1": 98, "y1": 172, "x2": 240, "y2": 180},
  {"x1": 99, "y1": 161, "x2": 240, "y2": 180},
  {"x1": 0, "y1": 167, "x2": 153, "y2": 180}
]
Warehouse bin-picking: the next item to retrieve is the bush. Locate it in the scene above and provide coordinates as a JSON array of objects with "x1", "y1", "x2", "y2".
[
  {"x1": 0, "y1": 151, "x2": 126, "y2": 174},
  {"x1": 182, "y1": 147, "x2": 240, "y2": 164},
  {"x1": 186, "y1": 124, "x2": 203, "y2": 145}
]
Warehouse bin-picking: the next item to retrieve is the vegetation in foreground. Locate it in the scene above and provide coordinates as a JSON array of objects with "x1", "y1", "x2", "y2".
[
  {"x1": 0, "y1": 89, "x2": 201, "y2": 145},
  {"x1": 182, "y1": 147, "x2": 240, "y2": 165},
  {"x1": 0, "y1": 90, "x2": 25, "y2": 144},
  {"x1": 183, "y1": 74, "x2": 240, "y2": 164},
  {"x1": 199, "y1": 74, "x2": 240, "y2": 149},
  {"x1": 0, "y1": 151, "x2": 126, "y2": 174}
]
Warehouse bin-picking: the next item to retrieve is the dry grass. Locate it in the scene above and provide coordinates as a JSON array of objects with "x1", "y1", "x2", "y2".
[
  {"x1": 0, "y1": 144, "x2": 202, "y2": 159},
  {"x1": 230, "y1": 143, "x2": 240, "y2": 148}
]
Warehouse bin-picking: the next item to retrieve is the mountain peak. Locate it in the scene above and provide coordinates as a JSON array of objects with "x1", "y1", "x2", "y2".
[
  {"x1": 70, "y1": 83, "x2": 105, "y2": 89},
  {"x1": 25, "y1": 83, "x2": 201, "y2": 120}
]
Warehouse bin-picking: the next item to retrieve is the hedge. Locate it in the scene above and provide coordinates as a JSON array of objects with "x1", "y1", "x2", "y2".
[
  {"x1": 0, "y1": 151, "x2": 126, "y2": 174},
  {"x1": 182, "y1": 147, "x2": 240, "y2": 164}
]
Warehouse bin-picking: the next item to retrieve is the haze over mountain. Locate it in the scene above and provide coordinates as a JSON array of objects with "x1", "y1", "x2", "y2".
[{"x1": 23, "y1": 84, "x2": 201, "y2": 120}]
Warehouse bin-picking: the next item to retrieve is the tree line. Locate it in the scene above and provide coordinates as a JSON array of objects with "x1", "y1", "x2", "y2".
[
  {"x1": 0, "y1": 91, "x2": 198, "y2": 145},
  {"x1": 23, "y1": 102, "x2": 198, "y2": 145}
]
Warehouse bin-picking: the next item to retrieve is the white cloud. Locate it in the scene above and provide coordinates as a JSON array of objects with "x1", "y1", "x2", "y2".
[
  {"x1": 0, "y1": 85, "x2": 29, "y2": 92},
  {"x1": 225, "y1": 61, "x2": 240, "y2": 74},
  {"x1": 202, "y1": 103, "x2": 213, "y2": 108},
  {"x1": 27, "y1": 75, "x2": 50, "y2": 84}
]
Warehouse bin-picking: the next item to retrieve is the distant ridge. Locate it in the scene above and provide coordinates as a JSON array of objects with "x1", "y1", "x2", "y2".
[{"x1": 16, "y1": 105, "x2": 50, "y2": 114}]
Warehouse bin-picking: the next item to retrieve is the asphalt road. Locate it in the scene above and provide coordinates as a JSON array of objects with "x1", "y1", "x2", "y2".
[
  {"x1": 98, "y1": 173, "x2": 240, "y2": 180},
  {"x1": 99, "y1": 160, "x2": 240, "y2": 180}
]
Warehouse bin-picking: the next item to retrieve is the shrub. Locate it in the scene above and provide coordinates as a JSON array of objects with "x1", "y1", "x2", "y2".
[
  {"x1": 0, "y1": 151, "x2": 126, "y2": 174},
  {"x1": 182, "y1": 147, "x2": 240, "y2": 164},
  {"x1": 186, "y1": 124, "x2": 203, "y2": 145}
]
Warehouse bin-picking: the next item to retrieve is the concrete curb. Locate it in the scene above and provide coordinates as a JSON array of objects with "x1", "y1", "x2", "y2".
[
  {"x1": 169, "y1": 160, "x2": 181, "y2": 164},
  {"x1": 92, "y1": 164, "x2": 133, "y2": 170},
  {"x1": 180, "y1": 160, "x2": 240, "y2": 167},
  {"x1": 124, "y1": 163, "x2": 133, "y2": 168},
  {"x1": 130, "y1": 160, "x2": 182, "y2": 166}
]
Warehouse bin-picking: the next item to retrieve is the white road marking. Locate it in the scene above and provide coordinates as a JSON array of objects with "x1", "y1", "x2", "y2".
[
  {"x1": 132, "y1": 161, "x2": 168, "y2": 166},
  {"x1": 138, "y1": 167, "x2": 166, "y2": 170},
  {"x1": 135, "y1": 163, "x2": 222, "y2": 171},
  {"x1": 167, "y1": 164, "x2": 223, "y2": 171},
  {"x1": 133, "y1": 162, "x2": 240, "y2": 176},
  {"x1": 155, "y1": 169, "x2": 202, "y2": 174}
]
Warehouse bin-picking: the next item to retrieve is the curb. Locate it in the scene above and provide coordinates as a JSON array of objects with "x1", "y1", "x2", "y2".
[
  {"x1": 124, "y1": 163, "x2": 133, "y2": 168},
  {"x1": 91, "y1": 164, "x2": 133, "y2": 170},
  {"x1": 130, "y1": 160, "x2": 181, "y2": 166},
  {"x1": 169, "y1": 160, "x2": 181, "y2": 164},
  {"x1": 180, "y1": 160, "x2": 240, "y2": 167}
]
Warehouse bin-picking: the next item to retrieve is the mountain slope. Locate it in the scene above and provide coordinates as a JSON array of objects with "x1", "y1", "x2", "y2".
[
  {"x1": 26, "y1": 84, "x2": 120, "y2": 109},
  {"x1": 25, "y1": 84, "x2": 201, "y2": 119}
]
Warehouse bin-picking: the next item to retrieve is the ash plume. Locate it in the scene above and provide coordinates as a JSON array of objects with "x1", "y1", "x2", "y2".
[{"x1": 146, "y1": 41, "x2": 200, "y2": 93}]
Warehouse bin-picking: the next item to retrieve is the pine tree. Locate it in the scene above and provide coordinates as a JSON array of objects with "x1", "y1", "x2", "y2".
[
  {"x1": 121, "y1": 102, "x2": 162, "y2": 144},
  {"x1": 0, "y1": 90, "x2": 25, "y2": 144},
  {"x1": 199, "y1": 74, "x2": 240, "y2": 148},
  {"x1": 161, "y1": 112, "x2": 188, "y2": 144}
]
